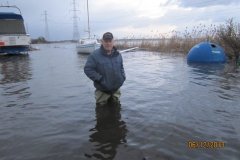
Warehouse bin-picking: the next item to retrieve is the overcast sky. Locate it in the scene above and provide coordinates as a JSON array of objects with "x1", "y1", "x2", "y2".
[{"x1": 1, "y1": 0, "x2": 240, "y2": 40}]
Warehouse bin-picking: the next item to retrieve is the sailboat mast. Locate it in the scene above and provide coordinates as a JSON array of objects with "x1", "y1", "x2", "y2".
[{"x1": 87, "y1": 0, "x2": 90, "y2": 38}]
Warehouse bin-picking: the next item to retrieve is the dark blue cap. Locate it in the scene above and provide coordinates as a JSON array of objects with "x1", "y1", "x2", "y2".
[{"x1": 102, "y1": 32, "x2": 113, "y2": 40}]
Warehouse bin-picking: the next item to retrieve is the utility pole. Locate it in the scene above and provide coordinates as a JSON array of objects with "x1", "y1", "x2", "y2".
[
  {"x1": 72, "y1": 0, "x2": 80, "y2": 41},
  {"x1": 43, "y1": 10, "x2": 50, "y2": 41}
]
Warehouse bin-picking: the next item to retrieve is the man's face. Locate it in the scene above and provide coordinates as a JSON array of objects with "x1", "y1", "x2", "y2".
[{"x1": 102, "y1": 39, "x2": 114, "y2": 54}]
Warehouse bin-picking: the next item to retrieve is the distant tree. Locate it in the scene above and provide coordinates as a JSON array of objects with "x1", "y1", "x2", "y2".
[{"x1": 31, "y1": 37, "x2": 48, "y2": 44}]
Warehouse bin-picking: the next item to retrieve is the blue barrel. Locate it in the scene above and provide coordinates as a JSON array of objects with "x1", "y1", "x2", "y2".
[{"x1": 187, "y1": 42, "x2": 226, "y2": 63}]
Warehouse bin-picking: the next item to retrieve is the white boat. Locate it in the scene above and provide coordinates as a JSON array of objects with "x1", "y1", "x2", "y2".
[
  {"x1": 76, "y1": 0, "x2": 100, "y2": 54},
  {"x1": 0, "y1": 5, "x2": 31, "y2": 55},
  {"x1": 76, "y1": 38, "x2": 100, "y2": 54}
]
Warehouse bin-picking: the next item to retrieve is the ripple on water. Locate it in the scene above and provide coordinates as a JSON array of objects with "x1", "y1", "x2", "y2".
[{"x1": 0, "y1": 46, "x2": 240, "y2": 160}]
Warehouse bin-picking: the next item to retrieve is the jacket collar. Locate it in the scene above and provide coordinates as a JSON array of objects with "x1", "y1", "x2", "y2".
[{"x1": 100, "y1": 45, "x2": 119, "y2": 57}]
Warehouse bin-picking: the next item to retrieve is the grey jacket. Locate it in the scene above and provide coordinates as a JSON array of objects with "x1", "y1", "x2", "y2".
[{"x1": 84, "y1": 45, "x2": 126, "y2": 94}]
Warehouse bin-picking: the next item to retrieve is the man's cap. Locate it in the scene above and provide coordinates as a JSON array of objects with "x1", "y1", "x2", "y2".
[{"x1": 102, "y1": 32, "x2": 113, "y2": 40}]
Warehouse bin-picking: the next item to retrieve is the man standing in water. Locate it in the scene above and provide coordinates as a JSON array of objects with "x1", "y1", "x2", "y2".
[{"x1": 84, "y1": 32, "x2": 126, "y2": 105}]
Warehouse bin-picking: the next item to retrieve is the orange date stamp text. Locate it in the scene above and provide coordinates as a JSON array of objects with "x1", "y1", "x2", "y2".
[{"x1": 188, "y1": 141, "x2": 225, "y2": 149}]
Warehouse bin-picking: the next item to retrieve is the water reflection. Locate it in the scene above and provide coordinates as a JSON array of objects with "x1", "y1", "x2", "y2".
[
  {"x1": 188, "y1": 63, "x2": 225, "y2": 78},
  {"x1": 188, "y1": 63, "x2": 240, "y2": 100},
  {"x1": 77, "y1": 53, "x2": 88, "y2": 69},
  {"x1": 0, "y1": 55, "x2": 32, "y2": 84},
  {"x1": 0, "y1": 55, "x2": 32, "y2": 107},
  {"x1": 85, "y1": 101, "x2": 128, "y2": 160}
]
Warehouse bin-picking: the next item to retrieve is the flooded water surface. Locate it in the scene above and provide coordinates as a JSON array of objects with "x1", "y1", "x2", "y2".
[{"x1": 0, "y1": 43, "x2": 240, "y2": 160}]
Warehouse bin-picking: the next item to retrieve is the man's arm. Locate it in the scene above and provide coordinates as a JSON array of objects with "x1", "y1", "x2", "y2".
[
  {"x1": 120, "y1": 55, "x2": 126, "y2": 80},
  {"x1": 84, "y1": 55, "x2": 102, "y2": 82}
]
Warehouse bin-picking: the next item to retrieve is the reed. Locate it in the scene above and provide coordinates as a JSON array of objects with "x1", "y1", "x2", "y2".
[
  {"x1": 115, "y1": 19, "x2": 240, "y2": 63},
  {"x1": 215, "y1": 18, "x2": 240, "y2": 63}
]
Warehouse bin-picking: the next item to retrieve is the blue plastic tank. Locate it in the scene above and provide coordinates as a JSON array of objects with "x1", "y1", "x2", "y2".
[{"x1": 187, "y1": 42, "x2": 226, "y2": 63}]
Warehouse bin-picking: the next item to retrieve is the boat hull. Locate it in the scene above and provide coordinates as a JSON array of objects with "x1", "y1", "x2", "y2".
[
  {"x1": 0, "y1": 46, "x2": 30, "y2": 55},
  {"x1": 76, "y1": 42, "x2": 100, "y2": 54},
  {"x1": 0, "y1": 35, "x2": 30, "y2": 54}
]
